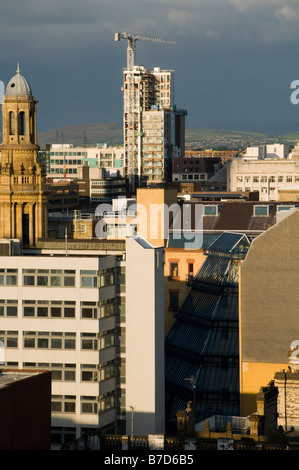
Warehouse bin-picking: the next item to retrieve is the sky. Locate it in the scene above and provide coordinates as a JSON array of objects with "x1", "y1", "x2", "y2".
[{"x1": 1, "y1": 0, "x2": 299, "y2": 135}]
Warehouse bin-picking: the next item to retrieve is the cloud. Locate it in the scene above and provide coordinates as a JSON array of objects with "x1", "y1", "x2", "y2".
[
  {"x1": 230, "y1": 0, "x2": 281, "y2": 13},
  {"x1": 205, "y1": 30, "x2": 220, "y2": 41},
  {"x1": 275, "y1": 5, "x2": 299, "y2": 21}
]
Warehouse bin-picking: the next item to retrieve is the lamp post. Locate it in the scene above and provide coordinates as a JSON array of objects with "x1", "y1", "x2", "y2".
[{"x1": 129, "y1": 406, "x2": 134, "y2": 439}]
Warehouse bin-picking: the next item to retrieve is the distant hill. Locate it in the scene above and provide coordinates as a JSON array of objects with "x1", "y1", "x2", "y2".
[
  {"x1": 35, "y1": 122, "x2": 299, "y2": 149},
  {"x1": 37, "y1": 122, "x2": 123, "y2": 147}
]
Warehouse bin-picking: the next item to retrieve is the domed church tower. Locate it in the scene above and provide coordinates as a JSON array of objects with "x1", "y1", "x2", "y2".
[{"x1": 0, "y1": 64, "x2": 47, "y2": 246}]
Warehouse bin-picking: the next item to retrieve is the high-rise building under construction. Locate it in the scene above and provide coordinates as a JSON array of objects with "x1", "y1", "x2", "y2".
[{"x1": 122, "y1": 64, "x2": 186, "y2": 188}]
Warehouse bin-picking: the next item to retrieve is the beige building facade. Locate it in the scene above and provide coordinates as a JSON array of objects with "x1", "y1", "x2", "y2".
[{"x1": 228, "y1": 143, "x2": 299, "y2": 202}]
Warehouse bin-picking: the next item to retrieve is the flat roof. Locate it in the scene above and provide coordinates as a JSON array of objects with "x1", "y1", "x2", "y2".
[{"x1": 0, "y1": 370, "x2": 43, "y2": 388}]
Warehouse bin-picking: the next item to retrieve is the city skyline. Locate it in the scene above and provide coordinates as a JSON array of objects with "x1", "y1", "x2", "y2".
[{"x1": 1, "y1": 1, "x2": 299, "y2": 136}]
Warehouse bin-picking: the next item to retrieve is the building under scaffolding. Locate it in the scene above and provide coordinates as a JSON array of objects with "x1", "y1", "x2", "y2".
[{"x1": 165, "y1": 232, "x2": 250, "y2": 433}]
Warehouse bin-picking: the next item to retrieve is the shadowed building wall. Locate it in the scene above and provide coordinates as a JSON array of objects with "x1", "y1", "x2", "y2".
[{"x1": 239, "y1": 211, "x2": 299, "y2": 416}]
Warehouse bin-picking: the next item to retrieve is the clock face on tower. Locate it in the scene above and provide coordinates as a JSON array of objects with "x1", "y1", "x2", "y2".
[{"x1": 0, "y1": 64, "x2": 48, "y2": 246}]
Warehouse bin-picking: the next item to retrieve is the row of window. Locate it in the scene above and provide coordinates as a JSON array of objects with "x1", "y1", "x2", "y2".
[
  {"x1": 50, "y1": 159, "x2": 82, "y2": 165},
  {"x1": 50, "y1": 152, "x2": 87, "y2": 157},
  {"x1": 0, "y1": 268, "x2": 115, "y2": 288},
  {"x1": 0, "y1": 300, "x2": 117, "y2": 319},
  {"x1": 175, "y1": 174, "x2": 206, "y2": 181},
  {"x1": 50, "y1": 168, "x2": 78, "y2": 174},
  {"x1": 19, "y1": 360, "x2": 119, "y2": 383},
  {"x1": 237, "y1": 174, "x2": 299, "y2": 183},
  {"x1": 169, "y1": 261, "x2": 194, "y2": 278},
  {"x1": 0, "y1": 330, "x2": 116, "y2": 350},
  {"x1": 51, "y1": 391, "x2": 115, "y2": 414}
]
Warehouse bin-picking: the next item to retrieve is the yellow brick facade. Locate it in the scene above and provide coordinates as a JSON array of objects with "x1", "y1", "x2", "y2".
[{"x1": 0, "y1": 67, "x2": 47, "y2": 246}]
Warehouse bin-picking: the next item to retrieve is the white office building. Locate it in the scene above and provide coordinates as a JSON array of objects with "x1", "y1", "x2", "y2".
[
  {"x1": 227, "y1": 143, "x2": 299, "y2": 201},
  {"x1": 0, "y1": 236, "x2": 165, "y2": 447},
  {"x1": 48, "y1": 144, "x2": 124, "y2": 178}
]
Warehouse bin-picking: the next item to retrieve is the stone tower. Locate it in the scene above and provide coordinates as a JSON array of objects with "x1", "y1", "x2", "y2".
[{"x1": 0, "y1": 64, "x2": 47, "y2": 246}]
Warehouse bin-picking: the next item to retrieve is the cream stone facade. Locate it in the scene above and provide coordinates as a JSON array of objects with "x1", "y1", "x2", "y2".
[{"x1": 227, "y1": 143, "x2": 299, "y2": 202}]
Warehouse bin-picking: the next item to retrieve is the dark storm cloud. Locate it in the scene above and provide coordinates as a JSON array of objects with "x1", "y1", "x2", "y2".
[{"x1": 0, "y1": 0, "x2": 299, "y2": 133}]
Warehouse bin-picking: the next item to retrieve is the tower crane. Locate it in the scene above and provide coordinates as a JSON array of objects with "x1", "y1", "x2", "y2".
[{"x1": 115, "y1": 32, "x2": 176, "y2": 192}]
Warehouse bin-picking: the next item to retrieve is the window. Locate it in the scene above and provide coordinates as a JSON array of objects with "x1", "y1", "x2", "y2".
[
  {"x1": 99, "y1": 330, "x2": 115, "y2": 350},
  {"x1": 99, "y1": 361, "x2": 115, "y2": 381},
  {"x1": 80, "y1": 270, "x2": 97, "y2": 288},
  {"x1": 99, "y1": 392, "x2": 115, "y2": 414},
  {"x1": 169, "y1": 291, "x2": 179, "y2": 311},
  {"x1": 81, "y1": 364, "x2": 98, "y2": 382},
  {"x1": 253, "y1": 176, "x2": 259, "y2": 183},
  {"x1": 22, "y1": 269, "x2": 75, "y2": 287},
  {"x1": 0, "y1": 330, "x2": 18, "y2": 348},
  {"x1": 81, "y1": 396, "x2": 98, "y2": 414},
  {"x1": 23, "y1": 300, "x2": 75, "y2": 318},
  {"x1": 81, "y1": 333, "x2": 98, "y2": 350},
  {"x1": 9, "y1": 111, "x2": 15, "y2": 135},
  {"x1": 188, "y1": 263, "x2": 194, "y2": 277},
  {"x1": 0, "y1": 300, "x2": 18, "y2": 317},
  {"x1": 204, "y1": 205, "x2": 218, "y2": 216},
  {"x1": 53, "y1": 364, "x2": 76, "y2": 381},
  {"x1": 23, "y1": 331, "x2": 76, "y2": 349},
  {"x1": 253, "y1": 205, "x2": 269, "y2": 216},
  {"x1": 170, "y1": 262, "x2": 178, "y2": 277},
  {"x1": 99, "y1": 268, "x2": 115, "y2": 287},
  {"x1": 81, "y1": 301, "x2": 98, "y2": 319},
  {"x1": 277, "y1": 205, "x2": 295, "y2": 212},
  {"x1": 99, "y1": 300, "x2": 115, "y2": 319},
  {"x1": 286, "y1": 176, "x2": 293, "y2": 183},
  {"x1": 18, "y1": 111, "x2": 25, "y2": 135},
  {"x1": 51, "y1": 427, "x2": 76, "y2": 446},
  {"x1": 23, "y1": 362, "x2": 76, "y2": 381},
  {"x1": 0, "y1": 269, "x2": 18, "y2": 286},
  {"x1": 116, "y1": 267, "x2": 126, "y2": 294},
  {"x1": 51, "y1": 395, "x2": 76, "y2": 414}
]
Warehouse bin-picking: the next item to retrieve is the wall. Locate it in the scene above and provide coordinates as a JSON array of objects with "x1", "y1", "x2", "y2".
[
  {"x1": 125, "y1": 237, "x2": 165, "y2": 436},
  {"x1": 239, "y1": 211, "x2": 299, "y2": 416},
  {"x1": 136, "y1": 187, "x2": 178, "y2": 247},
  {"x1": 164, "y1": 247, "x2": 206, "y2": 334},
  {"x1": 0, "y1": 370, "x2": 51, "y2": 450}
]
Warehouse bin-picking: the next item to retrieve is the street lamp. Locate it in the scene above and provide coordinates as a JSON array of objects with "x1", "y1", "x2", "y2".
[{"x1": 129, "y1": 406, "x2": 134, "y2": 439}]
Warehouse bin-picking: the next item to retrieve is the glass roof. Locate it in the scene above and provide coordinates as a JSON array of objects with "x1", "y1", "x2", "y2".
[
  {"x1": 165, "y1": 231, "x2": 250, "y2": 430},
  {"x1": 204, "y1": 232, "x2": 250, "y2": 258}
]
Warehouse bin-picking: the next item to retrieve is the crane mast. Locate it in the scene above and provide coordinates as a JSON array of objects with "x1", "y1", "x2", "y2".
[{"x1": 115, "y1": 32, "x2": 175, "y2": 192}]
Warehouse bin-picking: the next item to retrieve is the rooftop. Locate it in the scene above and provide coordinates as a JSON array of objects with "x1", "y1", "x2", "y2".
[{"x1": 0, "y1": 370, "x2": 42, "y2": 388}]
